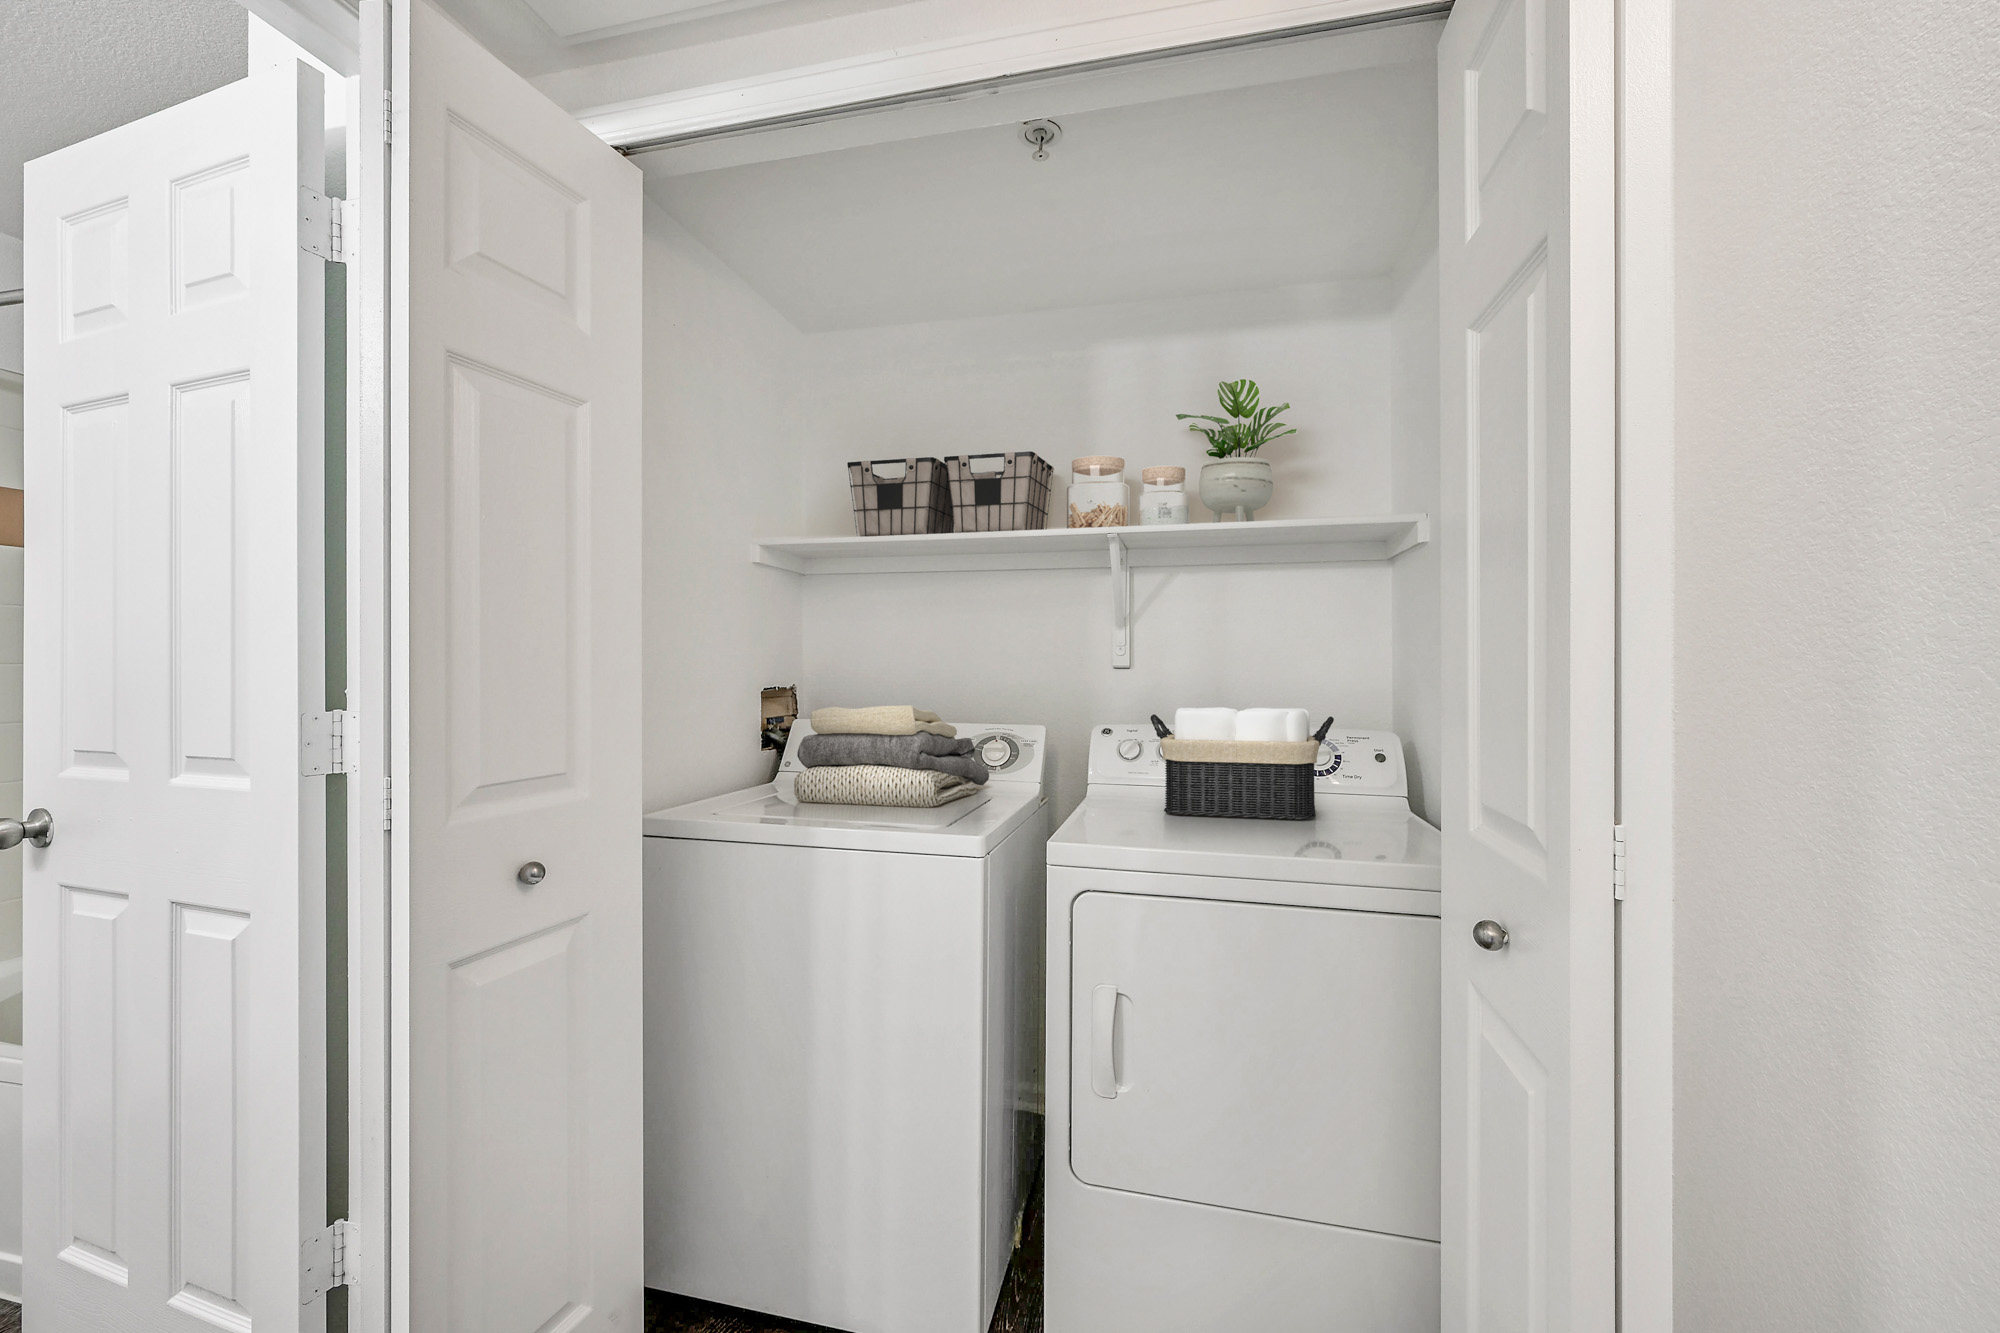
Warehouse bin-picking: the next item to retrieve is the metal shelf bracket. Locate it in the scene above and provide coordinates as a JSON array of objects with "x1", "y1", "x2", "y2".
[{"x1": 1109, "y1": 534, "x2": 1131, "y2": 669}]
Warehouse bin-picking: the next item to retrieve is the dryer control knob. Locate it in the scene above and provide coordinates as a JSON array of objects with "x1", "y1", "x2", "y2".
[{"x1": 1116, "y1": 738, "x2": 1143, "y2": 761}]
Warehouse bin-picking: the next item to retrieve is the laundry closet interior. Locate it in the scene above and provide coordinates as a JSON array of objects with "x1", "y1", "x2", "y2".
[
  {"x1": 632, "y1": 14, "x2": 1445, "y2": 826},
  {"x1": 614, "y1": 9, "x2": 1453, "y2": 1329}
]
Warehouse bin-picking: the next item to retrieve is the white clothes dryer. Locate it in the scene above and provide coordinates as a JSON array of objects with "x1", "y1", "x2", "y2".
[
  {"x1": 1045, "y1": 723, "x2": 1442, "y2": 1333},
  {"x1": 642, "y1": 722, "x2": 1048, "y2": 1333}
]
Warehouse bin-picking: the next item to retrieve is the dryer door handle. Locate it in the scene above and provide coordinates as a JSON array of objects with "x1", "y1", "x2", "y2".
[{"x1": 1091, "y1": 984, "x2": 1122, "y2": 1098}]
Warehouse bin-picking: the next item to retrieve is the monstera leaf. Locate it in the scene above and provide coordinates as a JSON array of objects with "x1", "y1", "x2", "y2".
[{"x1": 1176, "y1": 379, "x2": 1298, "y2": 458}]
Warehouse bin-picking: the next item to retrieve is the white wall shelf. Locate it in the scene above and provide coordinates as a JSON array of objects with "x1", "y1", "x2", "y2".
[
  {"x1": 754, "y1": 515, "x2": 1428, "y2": 668},
  {"x1": 752, "y1": 514, "x2": 1429, "y2": 576}
]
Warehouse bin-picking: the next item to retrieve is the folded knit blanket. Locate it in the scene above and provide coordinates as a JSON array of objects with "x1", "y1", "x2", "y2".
[
  {"x1": 794, "y1": 765, "x2": 980, "y2": 808},
  {"x1": 809, "y1": 706, "x2": 957, "y2": 738}
]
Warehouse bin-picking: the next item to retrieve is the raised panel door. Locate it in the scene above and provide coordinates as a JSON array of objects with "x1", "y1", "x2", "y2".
[{"x1": 22, "y1": 55, "x2": 330, "y2": 1333}]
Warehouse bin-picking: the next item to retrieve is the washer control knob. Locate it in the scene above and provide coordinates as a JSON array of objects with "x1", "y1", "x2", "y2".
[
  {"x1": 979, "y1": 735, "x2": 1017, "y2": 767},
  {"x1": 1116, "y1": 738, "x2": 1144, "y2": 761}
]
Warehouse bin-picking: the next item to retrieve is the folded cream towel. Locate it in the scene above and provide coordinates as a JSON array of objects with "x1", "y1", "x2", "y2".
[
  {"x1": 794, "y1": 764, "x2": 979, "y2": 808},
  {"x1": 809, "y1": 706, "x2": 957, "y2": 738}
]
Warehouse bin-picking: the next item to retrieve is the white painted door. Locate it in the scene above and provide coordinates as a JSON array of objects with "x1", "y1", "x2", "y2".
[
  {"x1": 1437, "y1": 0, "x2": 1617, "y2": 1329},
  {"x1": 21, "y1": 56, "x2": 332, "y2": 1333},
  {"x1": 392, "y1": 2, "x2": 645, "y2": 1329}
]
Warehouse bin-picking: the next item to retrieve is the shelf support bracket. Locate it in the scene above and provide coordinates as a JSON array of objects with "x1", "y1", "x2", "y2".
[{"x1": 1108, "y1": 534, "x2": 1131, "y2": 669}]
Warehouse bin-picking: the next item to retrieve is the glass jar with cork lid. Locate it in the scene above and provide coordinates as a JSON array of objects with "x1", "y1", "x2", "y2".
[
  {"x1": 1138, "y1": 466, "x2": 1189, "y2": 525},
  {"x1": 1067, "y1": 457, "x2": 1129, "y2": 528}
]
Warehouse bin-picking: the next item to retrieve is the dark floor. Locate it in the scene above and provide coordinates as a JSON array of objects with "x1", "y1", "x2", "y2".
[
  {"x1": 646, "y1": 1170, "x2": 1045, "y2": 1333},
  {"x1": 0, "y1": 1184, "x2": 1044, "y2": 1333}
]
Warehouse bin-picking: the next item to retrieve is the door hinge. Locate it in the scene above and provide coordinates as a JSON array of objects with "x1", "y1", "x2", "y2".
[
  {"x1": 301, "y1": 710, "x2": 358, "y2": 776},
  {"x1": 382, "y1": 88, "x2": 395, "y2": 146},
  {"x1": 301, "y1": 1219, "x2": 356, "y2": 1304},
  {"x1": 300, "y1": 187, "x2": 352, "y2": 264},
  {"x1": 382, "y1": 776, "x2": 394, "y2": 831},
  {"x1": 1612, "y1": 823, "x2": 1628, "y2": 901}
]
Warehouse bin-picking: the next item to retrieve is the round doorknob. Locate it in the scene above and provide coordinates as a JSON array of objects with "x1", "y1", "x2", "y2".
[
  {"x1": 517, "y1": 862, "x2": 546, "y2": 887},
  {"x1": 1472, "y1": 919, "x2": 1509, "y2": 951},
  {"x1": 0, "y1": 809, "x2": 54, "y2": 851}
]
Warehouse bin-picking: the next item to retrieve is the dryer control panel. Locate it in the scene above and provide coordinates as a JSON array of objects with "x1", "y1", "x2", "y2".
[{"x1": 1087, "y1": 722, "x2": 1409, "y2": 798}]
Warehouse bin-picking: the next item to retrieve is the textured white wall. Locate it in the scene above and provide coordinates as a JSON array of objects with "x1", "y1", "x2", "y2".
[
  {"x1": 0, "y1": 0, "x2": 244, "y2": 236},
  {"x1": 641, "y1": 204, "x2": 805, "y2": 811},
  {"x1": 1388, "y1": 244, "x2": 1438, "y2": 825},
  {"x1": 1674, "y1": 2, "x2": 2000, "y2": 1327}
]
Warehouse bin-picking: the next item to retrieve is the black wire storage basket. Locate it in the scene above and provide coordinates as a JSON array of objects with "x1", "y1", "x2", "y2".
[
  {"x1": 943, "y1": 452, "x2": 1054, "y2": 531},
  {"x1": 848, "y1": 457, "x2": 955, "y2": 535},
  {"x1": 1152, "y1": 714, "x2": 1334, "y2": 821}
]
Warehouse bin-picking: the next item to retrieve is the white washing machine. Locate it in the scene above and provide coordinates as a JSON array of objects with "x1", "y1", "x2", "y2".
[
  {"x1": 1045, "y1": 723, "x2": 1443, "y2": 1333},
  {"x1": 642, "y1": 722, "x2": 1048, "y2": 1333}
]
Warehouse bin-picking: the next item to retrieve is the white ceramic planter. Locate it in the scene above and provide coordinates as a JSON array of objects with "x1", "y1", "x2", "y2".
[{"x1": 1198, "y1": 457, "x2": 1274, "y2": 520}]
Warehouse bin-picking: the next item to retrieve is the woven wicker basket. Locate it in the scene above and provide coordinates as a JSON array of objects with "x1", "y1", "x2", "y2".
[{"x1": 1151, "y1": 715, "x2": 1334, "y2": 821}]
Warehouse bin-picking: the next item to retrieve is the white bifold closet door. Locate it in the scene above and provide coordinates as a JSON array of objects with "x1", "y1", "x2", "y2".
[
  {"x1": 21, "y1": 54, "x2": 332, "y2": 1333},
  {"x1": 1437, "y1": 0, "x2": 1617, "y2": 1329},
  {"x1": 392, "y1": 2, "x2": 645, "y2": 1330}
]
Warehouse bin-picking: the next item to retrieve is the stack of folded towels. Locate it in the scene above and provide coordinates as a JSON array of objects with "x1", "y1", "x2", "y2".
[
  {"x1": 793, "y1": 706, "x2": 990, "y2": 809},
  {"x1": 1172, "y1": 707, "x2": 1311, "y2": 742}
]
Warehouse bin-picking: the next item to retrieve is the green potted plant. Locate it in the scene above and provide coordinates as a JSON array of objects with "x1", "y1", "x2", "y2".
[{"x1": 1176, "y1": 378, "x2": 1297, "y2": 521}]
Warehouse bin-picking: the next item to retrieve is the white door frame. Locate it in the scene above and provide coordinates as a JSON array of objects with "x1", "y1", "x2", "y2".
[
  {"x1": 249, "y1": 0, "x2": 1677, "y2": 1326},
  {"x1": 1613, "y1": 0, "x2": 1677, "y2": 1328},
  {"x1": 237, "y1": 2, "x2": 388, "y2": 1328}
]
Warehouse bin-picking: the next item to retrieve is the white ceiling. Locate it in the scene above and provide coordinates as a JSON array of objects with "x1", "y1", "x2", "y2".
[
  {"x1": 647, "y1": 48, "x2": 1439, "y2": 331},
  {"x1": 0, "y1": 0, "x2": 247, "y2": 239}
]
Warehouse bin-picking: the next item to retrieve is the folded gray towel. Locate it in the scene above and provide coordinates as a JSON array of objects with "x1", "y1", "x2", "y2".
[{"x1": 798, "y1": 732, "x2": 989, "y2": 784}]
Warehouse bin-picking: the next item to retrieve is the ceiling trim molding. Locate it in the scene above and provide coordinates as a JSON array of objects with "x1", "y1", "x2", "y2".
[
  {"x1": 530, "y1": 0, "x2": 800, "y2": 48},
  {"x1": 238, "y1": 0, "x2": 362, "y2": 75},
  {"x1": 576, "y1": 0, "x2": 1447, "y2": 151}
]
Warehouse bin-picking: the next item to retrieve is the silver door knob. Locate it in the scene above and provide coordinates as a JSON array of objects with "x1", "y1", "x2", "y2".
[
  {"x1": 1472, "y1": 919, "x2": 1509, "y2": 951},
  {"x1": 517, "y1": 862, "x2": 546, "y2": 887},
  {"x1": 0, "y1": 809, "x2": 53, "y2": 851}
]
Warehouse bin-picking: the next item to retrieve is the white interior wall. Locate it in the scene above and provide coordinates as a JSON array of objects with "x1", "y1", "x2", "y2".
[
  {"x1": 1388, "y1": 242, "x2": 1439, "y2": 825},
  {"x1": 642, "y1": 204, "x2": 805, "y2": 810},
  {"x1": 789, "y1": 281, "x2": 1407, "y2": 822},
  {"x1": 793, "y1": 280, "x2": 1399, "y2": 530},
  {"x1": 1674, "y1": 0, "x2": 2000, "y2": 1326}
]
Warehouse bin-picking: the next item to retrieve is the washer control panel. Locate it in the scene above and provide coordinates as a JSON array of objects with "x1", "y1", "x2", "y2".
[{"x1": 1087, "y1": 722, "x2": 1408, "y2": 798}]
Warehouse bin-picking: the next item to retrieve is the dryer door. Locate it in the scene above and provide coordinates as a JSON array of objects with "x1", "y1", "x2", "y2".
[{"x1": 1070, "y1": 890, "x2": 1439, "y2": 1241}]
